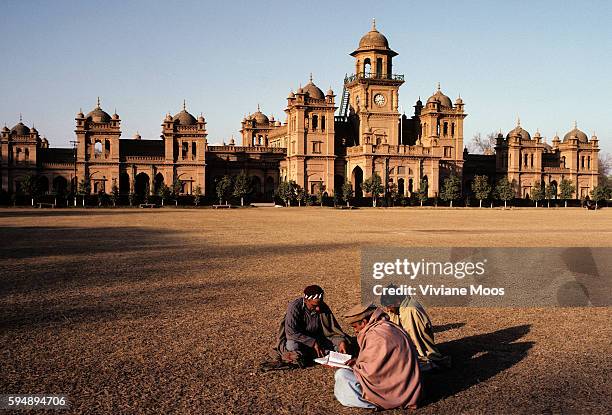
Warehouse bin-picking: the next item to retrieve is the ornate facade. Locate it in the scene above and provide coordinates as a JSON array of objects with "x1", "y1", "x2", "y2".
[{"x1": 0, "y1": 22, "x2": 600, "y2": 202}]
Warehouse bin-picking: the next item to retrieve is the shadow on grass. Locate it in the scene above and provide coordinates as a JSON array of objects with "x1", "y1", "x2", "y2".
[
  {"x1": 422, "y1": 324, "x2": 533, "y2": 405},
  {"x1": 433, "y1": 322, "x2": 466, "y2": 333}
]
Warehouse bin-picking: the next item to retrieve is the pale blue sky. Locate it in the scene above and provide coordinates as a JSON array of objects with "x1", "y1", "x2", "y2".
[{"x1": 1, "y1": 0, "x2": 611, "y2": 153}]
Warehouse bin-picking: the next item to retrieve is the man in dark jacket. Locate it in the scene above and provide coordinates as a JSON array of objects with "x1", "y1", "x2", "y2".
[{"x1": 272, "y1": 285, "x2": 351, "y2": 366}]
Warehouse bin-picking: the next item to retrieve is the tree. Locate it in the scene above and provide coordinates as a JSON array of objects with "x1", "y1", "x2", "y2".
[
  {"x1": 417, "y1": 179, "x2": 428, "y2": 207},
  {"x1": 172, "y1": 178, "x2": 182, "y2": 206},
  {"x1": 467, "y1": 132, "x2": 497, "y2": 154},
  {"x1": 77, "y1": 178, "x2": 91, "y2": 207},
  {"x1": 544, "y1": 182, "x2": 555, "y2": 208},
  {"x1": 559, "y1": 178, "x2": 575, "y2": 208},
  {"x1": 157, "y1": 184, "x2": 171, "y2": 207},
  {"x1": 315, "y1": 183, "x2": 325, "y2": 207},
  {"x1": 362, "y1": 173, "x2": 384, "y2": 207},
  {"x1": 128, "y1": 192, "x2": 137, "y2": 207},
  {"x1": 495, "y1": 177, "x2": 514, "y2": 208},
  {"x1": 590, "y1": 185, "x2": 610, "y2": 209},
  {"x1": 216, "y1": 175, "x2": 233, "y2": 205},
  {"x1": 599, "y1": 153, "x2": 611, "y2": 188},
  {"x1": 388, "y1": 182, "x2": 400, "y2": 206},
  {"x1": 277, "y1": 180, "x2": 297, "y2": 207},
  {"x1": 193, "y1": 185, "x2": 202, "y2": 207},
  {"x1": 295, "y1": 185, "x2": 306, "y2": 207},
  {"x1": 233, "y1": 173, "x2": 251, "y2": 206},
  {"x1": 110, "y1": 184, "x2": 120, "y2": 207},
  {"x1": 341, "y1": 180, "x2": 354, "y2": 207},
  {"x1": 531, "y1": 181, "x2": 544, "y2": 208},
  {"x1": 20, "y1": 174, "x2": 39, "y2": 206},
  {"x1": 472, "y1": 175, "x2": 491, "y2": 208},
  {"x1": 143, "y1": 183, "x2": 151, "y2": 205},
  {"x1": 441, "y1": 175, "x2": 461, "y2": 207}
]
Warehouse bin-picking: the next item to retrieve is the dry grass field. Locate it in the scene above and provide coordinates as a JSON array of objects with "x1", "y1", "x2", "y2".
[{"x1": 1, "y1": 207, "x2": 611, "y2": 414}]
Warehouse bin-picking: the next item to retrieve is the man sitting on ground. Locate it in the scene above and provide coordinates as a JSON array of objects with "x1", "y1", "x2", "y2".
[
  {"x1": 381, "y1": 291, "x2": 450, "y2": 370},
  {"x1": 271, "y1": 285, "x2": 351, "y2": 367},
  {"x1": 334, "y1": 304, "x2": 422, "y2": 410}
]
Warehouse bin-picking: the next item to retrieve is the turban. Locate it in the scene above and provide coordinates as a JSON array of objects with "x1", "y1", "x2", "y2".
[
  {"x1": 344, "y1": 303, "x2": 377, "y2": 324},
  {"x1": 303, "y1": 285, "x2": 324, "y2": 300}
]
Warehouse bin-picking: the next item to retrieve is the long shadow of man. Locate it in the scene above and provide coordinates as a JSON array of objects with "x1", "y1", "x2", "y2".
[{"x1": 422, "y1": 324, "x2": 534, "y2": 405}]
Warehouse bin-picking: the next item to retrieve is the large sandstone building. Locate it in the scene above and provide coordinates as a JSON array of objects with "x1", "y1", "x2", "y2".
[{"x1": 0, "y1": 22, "x2": 600, "y2": 202}]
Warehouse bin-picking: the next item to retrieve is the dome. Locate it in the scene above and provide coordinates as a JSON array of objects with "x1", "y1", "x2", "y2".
[
  {"x1": 253, "y1": 111, "x2": 269, "y2": 124},
  {"x1": 197, "y1": 114, "x2": 205, "y2": 123},
  {"x1": 76, "y1": 110, "x2": 84, "y2": 118},
  {"x1": 427, "y1": 86, "x2": 453, "y2": 108},
  {"x1": 288, "y1": 91, "x2": 295, "y2": 99},
  {"x1": 506, "y1": 124, "x2": 531, "y2": 141},
  {"x1": 351, "y1": 20, "x2": 397, "y2": 57},
  {"x1": 11, "y1": 122, "x2": 30, "y2": 136},
  {"x1": 173, "y1": 109, "x2": 197, "y2": 125},
  {"x1": 326, "y1": 88, "x2": 334, "y2": 96},
  {"x1": 86, "y1": 107, "x2": 111, "y2": 123},
  {"x1": 164, "y1": 113, "x2": 173, "y2": 122},
  {"x1": 302, "y1": 81, "x2": 325, "y2": 99},
  {"x1": 2, "y1": 125, "x2": 9, "y2": 133},
  {"x1": 563, "y1": 123, "x2": 588, "y2": 143},
  {"x1": 112, "y1": 112, "x2": 119, "y2": 120},
  {"x1": 455, "y1": 96, "x2": 463, "y2": 105}
]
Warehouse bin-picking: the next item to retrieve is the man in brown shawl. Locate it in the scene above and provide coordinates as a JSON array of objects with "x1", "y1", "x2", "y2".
[
  {"x1": 270, "y1": 285, "x2": 351, "y2": 368},
  {"x1": 334, "y1": 304, "x2": 422, "y2": 410},
  {"x1": 381, "y1": 292, "x2": 450, "y2": 370}
]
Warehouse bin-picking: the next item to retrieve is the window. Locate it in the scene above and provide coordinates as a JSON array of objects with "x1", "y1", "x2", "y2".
[
  {"x1": 321, "y1": 116, "x2": 326, "y2": 131},
  {"x1": 192, "y1": 142, "x2": 197, "y2": 159},
  {"x1": 530, "y1": 154, "x2": 534, "y2": 167},
  {"x1": 443, "y1": 122, "x2": 448, "y2": 136},
  {"x1": 24, "y1": 148, "x2": 29, "y2": 162},
  {"x1": 524, "y1": 154, "x2": 528, "y2": 167},
  {"x1": 444, "y1": 147, "x2": 451, "y2": 157},
  {"x1": 94, "y1": 141, "x2": 102, "y2": 158},
  {"x1": 397, "y1": 166, "x2": 405, "y2": 175},
  {"x1": 451, "y1": 123, "x2": 455, "y2": 137},
  {"x1": 312, "y1": 142, "x2": 321, "y2": 153},
  {"x1": 581, "y1": 156, "x2": 585, "y2": 169},
  {"x1": 588, "y1": 156, "x2": 591, "y2": 169},
  {"x1": 312, "y1": 115, "x2": 318, "y2": 131},
  {"x1": 182, "y1": 142, "x2": 188, "y2": 159},
  {"x1": 105, "y1": 140, "x2": 111, "y2": 158}
]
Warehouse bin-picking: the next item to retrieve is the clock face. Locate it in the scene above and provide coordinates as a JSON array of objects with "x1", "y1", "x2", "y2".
[{"x1": 374, "y1": 93, "x2": 386, "y2": 107}]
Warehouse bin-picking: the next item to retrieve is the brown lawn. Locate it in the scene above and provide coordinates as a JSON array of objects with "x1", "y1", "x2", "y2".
[{"x1": 1, "y1": 207, "x2": 611, "y2": 414}]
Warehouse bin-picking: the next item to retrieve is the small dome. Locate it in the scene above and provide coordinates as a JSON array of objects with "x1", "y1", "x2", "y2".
[
  {"x1": 87, "y1": 107, "x2": 111, "y2": 123},
  {"x1": 297, "y1": 87, "x2": 304, "y2": 94},
  {"x1": 11, "y1": 122, "x2": 30, "y2": 136},
  {"x1": 197, "y1": 114, "x2": 205, "y2": 123},
  {"x1": 31, "y1": 127, "x2": 38, "y2": 133},
  {"x1": 76, "y1": 110, "x2": 84, "y2": 118},
  {"x1": 288, "y1": 91, "x2": 295, "y2": 99},
  {"x1": 415, "y1": 97, "x2": 423, "y2": 106},
  {"x1": 252, "y1": 110, "x2": 269, "y2": 124},
  {"x1": 506, "y1": 125, "x2": 531, "y2": 141},
  {"x1": 326, "y1": 88, "x2": 334, "y2": 96},
  {"x1": 563, "y1": 123, "x2": 588, "y2": 143},
  {"x1": 534, "y1": 130, "x2": 541, "y2": 139},
  {"x1": 302, "y1": 81, "x2": 325, "y2": 99},
  {"x1": 427, "y1": 85, "x2": 452, "y2": 108},
  {"x1": 455, "y1": 96, "x2": 463, "y2": 105},
  {"x1": 229, "y1": 137, "x2": 235, "y2": 145},
  {"x1": 134, "y1": 132, "x2": 141, "y2": 140},
  {"x1": 2, "y1": 125, "x2": 9, "y2": 132},
  {"x1": 164, "y1": 113, "x2": 173, "y2": 122},
  {"x1": 112, "y1": 112, "x2": 119, "y2": 120},
  {"x1": 173, "y1": 109, "x2": 197, "y2": 125}
]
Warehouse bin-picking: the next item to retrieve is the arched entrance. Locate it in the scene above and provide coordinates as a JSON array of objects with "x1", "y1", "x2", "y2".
[
  {"x1": 352, "y1": 166, "x2": 363, "y2": 198},
  {"x1": 264, "y1": 176, "x2": 274, "y2": 201},
  {"x1": 154, "y1": 173, "x2": 164, "y2": 194},
  {"x1": 119, "y1": 172, "x2": 130, "y2": 194},
  {"x1": 134, "y1": 173, "x2": 150, "y2": 197},
  {"x1": 37, "y1": 176, "x2": 49, "y2": 194},
  {"x1": 550, "y1": 180, "x2": 558, "y2": 199},
  {"x1": 53, "y1": 176, "x2": 68, "y2": 195},
  {"x1": 252, "y1": 176, "x2": 262, "y2": 198},
  {"x1": 398, "y1": 178, "x2": 405, "y2": 196}
]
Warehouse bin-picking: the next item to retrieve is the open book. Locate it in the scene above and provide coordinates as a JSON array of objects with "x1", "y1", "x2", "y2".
[{"x1": 314, "y1": 351, "x2": 352, "y2": 369}]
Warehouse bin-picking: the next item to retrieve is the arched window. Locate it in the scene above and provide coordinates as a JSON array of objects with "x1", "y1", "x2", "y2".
[
  {"x1": 312, "y1": 115, "x2": 318, "y2": 131},
  {"x1": 443, "y1": 122, "x2": 448, "y2": 136},
  {"x1": 561, "y1": 156, "x2": 566, "y2": 168},
  {"x1": 436, "y1": 121, "x2": 440, "y2": 136},
  {"x1": 94, "y1": 141, "x2": 102, "y2": 157},
  {"x1": 587, "y1": 156, "x2": 591, "y2": 169},
  {"x1": 105, "y1": 140, "x2": 111, "y2": 158},
  {"x1": 524, "y1": 154, "x2": 528, "y2": 166},
  {"x1": 581, "y1": 156, "x2": 585, "y2": 169},
  {"x1": 363, "y1": 58, "x2": 371, "y2": 75},
  {"x1": 451, "y1": 123, "x2": 455, "y2": 137},
  {"x1": 321, "y1": 116, "x2": 326, "y2": 131},
  {"x1": 182, "y1": 142, "x2": 188, "y2": 159},
  {"x1": 192, "y1": 142, "x2": 197, "y2": 159},
  {"x1": 24, "y1": 148, "x2": 29, "y2": 161},
  {"x1": 398, "y1": 178, "x2": 405, "y2": 195},
  {"x1": 530, "y1": 154, "x2": 534, "y2": 167},
  {"x1": 408, "y1": 178, "x2": 414, "y2": 194},
  {"x1": 376, "y1": 58, "x2": 383, "y2": 77}
]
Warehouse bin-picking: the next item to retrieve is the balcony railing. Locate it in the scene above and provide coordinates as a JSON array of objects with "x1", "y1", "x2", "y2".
[{"x1": 344, "y1": 72, "x2": 404, "y2": 84}]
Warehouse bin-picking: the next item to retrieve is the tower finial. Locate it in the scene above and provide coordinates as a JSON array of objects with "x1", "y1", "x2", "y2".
[
  {"x1": 517, "y1": 116, "x2": 521, "y2": 127},
  {"x1": 97, "y1": 97, "x2": 100, "y2": 108},
  {"x1": 372, "y1": 18, "x2": 376, "y2": 30},
  {"x1": 19, "y1": 113, "x2": 22, "y2": 122},
  {"x1": 183, "y1": 99, "x2": 186, "y2": 111},
  {"x1": 257, "y1": 103, "x2": 260, "y2": 111},
  {"x1": 574, "y1": 120, "x2": 577, "y2": 129},
  {"x1": 309, "y1": 72, "x2": 313, "y2": 82},
  {"x1": 437, "y1": 81, "x2": 441, "y2": 91}
]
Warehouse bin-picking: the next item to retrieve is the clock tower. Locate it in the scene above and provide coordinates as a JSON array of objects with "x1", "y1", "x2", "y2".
[{"x1": 345, "y1": 20, "x2": 404, "y2": 146}]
